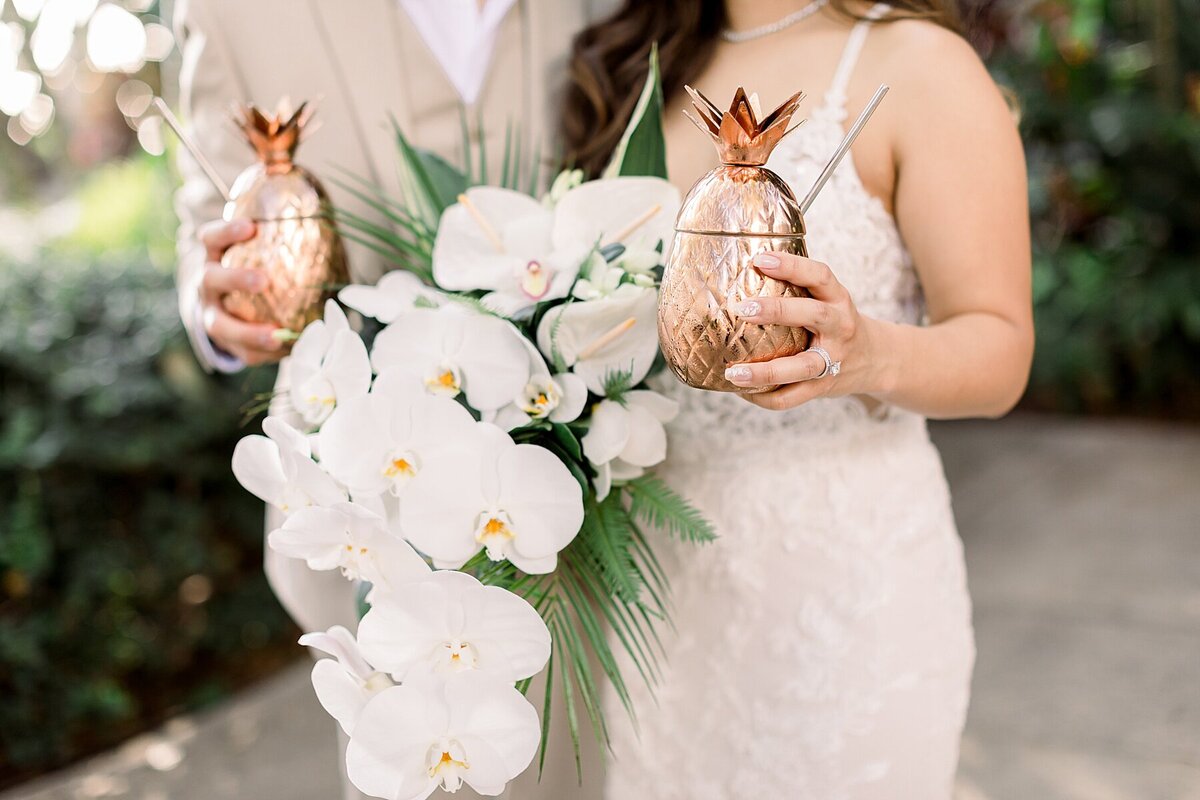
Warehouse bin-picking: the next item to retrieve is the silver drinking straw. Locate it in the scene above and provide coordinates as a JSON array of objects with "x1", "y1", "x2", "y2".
[
  {"x1": 799, "y1": 84, "x2": 889, "y2": 215},
  {"x1": 151, "y1": 96, "x2": 231, "y2": 203}
]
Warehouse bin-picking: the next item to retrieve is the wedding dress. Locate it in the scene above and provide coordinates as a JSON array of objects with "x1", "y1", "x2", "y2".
[{"x1": 602, "y1": 10, "x2": 976, "y2": 799}]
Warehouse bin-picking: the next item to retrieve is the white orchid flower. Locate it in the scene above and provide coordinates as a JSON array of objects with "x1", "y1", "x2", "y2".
[
  {"x1": 432, "y1": 187, "x2": 586, "y2": 319},
  {"x1": 400, "y1": 426, "x2": 583, "y2": 574},
  {"x1": 317, "y1": 369, "x2": 480, "y2": 505},
  {"x1": 288, "y1": 300, "x2": 372, "y2": 427},
  {"x1": 536, "y1": 283, "x2": 660, "y2": 396},
  {"x1": 299, "y1": 626, "x2": 393, "y2": 736},
  {"x1": 571, "y1": 251, "x2": 627, "y2": 301},
  {"x1": 231, "y1": 416, "x2": 346, "y2": 514},
  {"x1": 346, "y1": 673, "x2": 540, "y2": 799},
  {"x1": 338, "y1": 271, "x2": 444, "y2": 323},
  {"x1": 488, "y1": 338, "x2": 588, "y2": 431},
  {"x1": 267, "y1": 501, "x2": 431, "y2": 591},
  {"x1": 371, "y1": 307, "x2": 530, "y2": 412},
  {"x1": 583, "y1": 390, "x2": 679, "y2": 500},
  {"x1": 357, "y1": 570, "x2": 550, "y2": 685}
]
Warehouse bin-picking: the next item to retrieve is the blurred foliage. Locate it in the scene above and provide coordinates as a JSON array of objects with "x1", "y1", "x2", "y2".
[
  {"x1": 0, "y1": 255, "x2": 292, "y2": 785},
  {"x1": 989, "y1": 0, "x2": 1200, "y2": 415}
]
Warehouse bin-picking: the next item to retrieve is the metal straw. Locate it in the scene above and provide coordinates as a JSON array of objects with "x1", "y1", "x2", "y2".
[
  {"x1": 799, "y1": 84, "x2": 889, "y2": 215},
  {"x1": 151, "y1": 97, "x2": 231, "y2": 202}
]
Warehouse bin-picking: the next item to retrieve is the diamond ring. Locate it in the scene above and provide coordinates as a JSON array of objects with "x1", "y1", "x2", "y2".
[{"x1": 809, "y1": 346, "x2": 841, "y2": 379}]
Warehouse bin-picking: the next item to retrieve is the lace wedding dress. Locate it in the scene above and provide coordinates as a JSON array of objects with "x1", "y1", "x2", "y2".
[{"x1": 602, "y1": 9, "x2": 976, "y2": 799}]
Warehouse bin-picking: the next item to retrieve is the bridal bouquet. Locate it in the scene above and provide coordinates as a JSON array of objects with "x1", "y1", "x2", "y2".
[{"x1": 228, "y1": 52, "x2": 710, "y2": 797}]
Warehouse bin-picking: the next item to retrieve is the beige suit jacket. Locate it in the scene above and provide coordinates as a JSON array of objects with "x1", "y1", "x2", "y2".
[{"x1": 173, "y1": 2, "x2": 609, "y2": 798}]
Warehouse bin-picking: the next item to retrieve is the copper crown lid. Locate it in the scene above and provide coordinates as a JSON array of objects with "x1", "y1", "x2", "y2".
[
  {"x1": 684, "y1": 85, "x2": 806, "y2": 167},
  {"x1": 232, "y1": 100, "x2": 314, "y2": 167}
]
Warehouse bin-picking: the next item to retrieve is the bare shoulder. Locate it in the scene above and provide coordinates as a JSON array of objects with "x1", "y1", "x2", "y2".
[{"x1": 868, "y1": 18, "x2": 1020, "y2": 154}]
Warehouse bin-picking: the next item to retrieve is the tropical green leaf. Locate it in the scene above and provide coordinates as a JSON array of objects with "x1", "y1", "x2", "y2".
[
  {"x1": 602, "y1": 43, "x2": 667, "y2": 180},
  {"x1": 624, "y1": 475, "x2": 718, "y2": 544}
]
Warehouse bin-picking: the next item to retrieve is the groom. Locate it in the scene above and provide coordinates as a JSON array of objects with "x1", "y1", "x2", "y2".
[{"x1": 172, "y1": 1, "x2": 610, "y2": 797}]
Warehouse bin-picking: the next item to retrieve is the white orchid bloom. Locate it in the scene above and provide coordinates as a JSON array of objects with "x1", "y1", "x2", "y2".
[
  {"x1": 371, "y1": 307, "x2": 530, "y2": 412},
  {"x1": 400, "y1": 427, "x2": 583, "y2": 574},
  {"x1": 571, "y1": 251, "x2": 627, "y2": 301},
  {"x1": 299, "y1": 626, "x2": 393, "y2": 736},
  {"x1": 583, "y1": 390, "x2": 679, "y2": 500},
  {"x1": 488, "y1": 338, "x2": 588, "y2": 431},
  {"x1": 338, "y1": 271, "x2": 444, "y2": 323},
  {"x1": 267, "y1": 501, "x2": 431, "y2": 591},
  {"x1": 318, "y1": 369, "x2": 480, "y2": 505},
  {"x1": 536, "y1": 283, "x2": 660, "y2": 396},
  {"x1": 288, "y1": 300, "x2": 372, "y2": 427},
  {"x1": 357, "y1": 570, "x2": 550, "y2": 684},
  {"x1": 231, "y1": 416, "x2": 346, "y2": 514},
  {"x1": 346, "y1": 673, "x2": 540, "y2": 799},
  {"x1": 432, "y1": 187, "x2": 586, "y2": 319}
]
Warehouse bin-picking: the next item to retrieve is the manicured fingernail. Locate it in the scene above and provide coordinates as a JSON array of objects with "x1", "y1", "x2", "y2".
[
  {"x1": 753, "y1": 253, "x2": 781, "y2": 269},
  {"x1": 261, "y1": 331, "x2": 282, "y2": 349},
  {"x1": 734, "y1": 300, "x2": 761, "y2": 317},
  {"x1": 725, "y1": 365, "x2": 752, "y2": 383}
]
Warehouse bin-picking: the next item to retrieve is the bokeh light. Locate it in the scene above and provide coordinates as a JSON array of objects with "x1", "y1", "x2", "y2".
[{"x1": 85, "y1": 3, "x2": 144, "y2": 72}]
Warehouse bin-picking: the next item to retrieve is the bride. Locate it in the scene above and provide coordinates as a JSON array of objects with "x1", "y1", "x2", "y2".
[{"x1": 553, "y1": 0, "x2": 1032, "y2": 797}]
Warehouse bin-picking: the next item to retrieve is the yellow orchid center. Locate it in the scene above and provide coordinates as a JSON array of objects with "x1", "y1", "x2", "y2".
[
  {"x1": 441, "y1": 639, "x2": 480, "y2": 672},
  {"x1": 426, "y1": 742, "x2": 470, "y2": 792},
  {"x1": 382, "y1": 449, "x2": 421, "y2": 494},
  {"x1": 424, "y1": 364, "x2": 462, "y2": 398},
  {"x1": 518, "y1": 377, "x2": 562, "y2": 419}
]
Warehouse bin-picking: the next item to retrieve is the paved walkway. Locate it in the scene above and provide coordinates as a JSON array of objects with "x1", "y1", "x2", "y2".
[{"x1": 6, "y1": 415, "x2": 1199, "y2": 800}]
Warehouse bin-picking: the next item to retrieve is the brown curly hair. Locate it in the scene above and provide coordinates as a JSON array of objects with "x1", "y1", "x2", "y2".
[{"x1": 560, "y1": 1, "x2": 966, "y2": 176}]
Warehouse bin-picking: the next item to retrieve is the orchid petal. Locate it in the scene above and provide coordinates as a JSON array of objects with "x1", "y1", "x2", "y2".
[
  {"x1": 581, "y1": 400, "x2": 630, "y2": 465},
  {"x1": 548, "y1": 372, "x2": 588, "y2": 423}
]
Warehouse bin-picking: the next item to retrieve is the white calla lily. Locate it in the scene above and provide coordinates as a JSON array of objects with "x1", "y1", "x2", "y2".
[
  {"x1": 357, "y1": 570, "x2": 550, "y2": 684},
  {"x1": 432, "y1": 187, "x2": 585, "y2": 319},
  {"x1": 346, "y1": 673, "x2": 540, "y2": 800},
  {"x1": 338, "y1": 270, "x2": 444, "y2": 323},
  {"x1": 371, "y1": 307, "x2": 530, "y2": 412},
  {"x1": 231, "y1": 416, "x2": 346, "y2": 514},
  {"x1": 318, "y1": 369, "x2": 480, "y2": 504},
  {"x1": 299, "y1": 626, "x2": 393, "y2": 736},
  {"x1": 536, "y1": 283, "x2": 660, "y2": 395},
  {"x1": 288, "y1": 300, "x2": 372, "y2": 427},
  {"x1": 400, "y1": 427, "x2": 583, "y2": 574},
  {"x1": 582, "y1": 390, "x2": 679, "y2": 499},
  {"x1": 267, "y1": 501, "x2": 431, "y2": 591}
]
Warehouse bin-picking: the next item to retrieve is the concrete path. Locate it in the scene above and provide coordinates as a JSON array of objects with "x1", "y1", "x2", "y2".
[{"x1": 5, "y1": 415, "x2": 1199, "y2": 800}]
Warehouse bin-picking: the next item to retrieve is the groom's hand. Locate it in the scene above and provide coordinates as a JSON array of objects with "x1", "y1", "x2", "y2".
[{"x1": 197, "y1": 219, "x2": 285, "y2": 366}]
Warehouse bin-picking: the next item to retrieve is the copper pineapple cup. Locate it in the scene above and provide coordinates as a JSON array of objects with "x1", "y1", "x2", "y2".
[
  {"x1": 658, "y1": 87, "x2": 811, "y2": 394},
  {"x1": 220, "y1": 102, "x2": 349, "y2": 335}
]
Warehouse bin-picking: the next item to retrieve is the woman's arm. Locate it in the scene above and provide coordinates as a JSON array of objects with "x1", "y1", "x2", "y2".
[{"x1": 725, "y1": 23, "x2": 1034, "y2": 419}]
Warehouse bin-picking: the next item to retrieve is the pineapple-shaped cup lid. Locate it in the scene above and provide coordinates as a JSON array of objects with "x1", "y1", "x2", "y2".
[
  {"x1": 676, "y1": 86, "x2": 808, "y2": 237},
  {"x1": 235, "y1": 101, "x2": 312, "y2": 170},
  {"x1": 684, "y1": 85, "x2": 806, "y2": 167}
]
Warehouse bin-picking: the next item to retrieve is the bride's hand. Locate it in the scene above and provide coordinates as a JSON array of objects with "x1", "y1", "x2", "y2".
[{"x1": 723, "y1": 251, "x2": 887, "y2": 411}]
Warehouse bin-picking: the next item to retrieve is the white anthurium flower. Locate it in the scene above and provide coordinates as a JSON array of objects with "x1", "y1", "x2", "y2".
[
  {"x1": 535, "y1": 283, "x2": 659, "y2": 396},
  {"x1": 583, "y1": 390, "x2": 679, "y2": 500},
  {"x1": 231, "y1": 416, "x2": 346, "y2": 514},
  {"x1": 346, "y1": 673, "x2": 540, "y2": 800},
  {"x1": 400, "y1": 426, "x2": 583, "y2": 574},
  {"x1": 357, "y1": 570, "x2": 550, "y2": 685},
  {"x1": 371, "y1": 307, "x2": 530, "y2": 412},
  {"x1": 298, "y1": 625, "x2": 393, "y2": 736},
  {"x1": 318, "y1": 369, "x2": 481, "y2": 505},
  {"x1": 432, "y1": 187, "x2": 586, "y2": 319},
  {"x1": 288, "y1": 300, "x2": 372, "y2": 427},
  {"x1": 268, "y1": 501, "x2": 431, "y2": 591},
  {"x1": 553, "y1": 176, "x2": 680, "y2": 258},
  {"x1": 488, "y1": 337, "x2": 588, "y2": 431},
  {"x1": 338, "y1": 271, "x2": 444, "y2": 323}
]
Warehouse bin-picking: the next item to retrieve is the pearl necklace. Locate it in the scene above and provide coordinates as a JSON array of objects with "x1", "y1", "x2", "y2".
[{"x1": 721, "y1": 0, "x2": 831, "y2": 44}]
